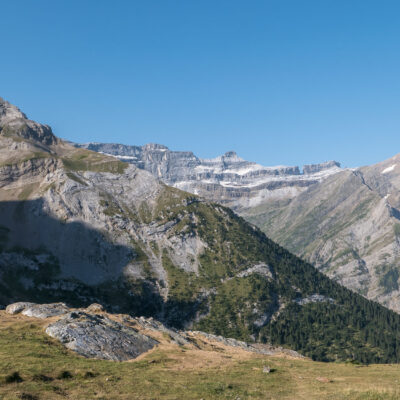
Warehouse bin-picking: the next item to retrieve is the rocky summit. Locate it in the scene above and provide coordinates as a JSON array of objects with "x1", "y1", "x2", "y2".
[{"x1": 3, "y1": 97, "x2": 400, "y2": 364}]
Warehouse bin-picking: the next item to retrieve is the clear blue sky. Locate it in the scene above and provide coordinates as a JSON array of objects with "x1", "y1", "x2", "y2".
[{"x1": 2, "y1": 0, "x2": 400, "y2": 168}]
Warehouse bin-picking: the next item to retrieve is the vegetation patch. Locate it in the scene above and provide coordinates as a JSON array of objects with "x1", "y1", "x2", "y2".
[
  {"x1": 62, "y1": 149, "x2": 128, "y2": 174},
  {"x1": 394, "y1": 223, "x2": 400, "y2": 238},
  {"x1": 2, "y1": 315, "x2": 400, "y2": 399},
  {"x1": 377, "y1": 264, "x2": 400, "y2": 294}
]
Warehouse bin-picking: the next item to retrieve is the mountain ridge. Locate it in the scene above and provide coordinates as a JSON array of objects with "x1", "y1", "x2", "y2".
[
  {"x1": 77, "y1": 140, "x2": 400, "y2": 314},
  {"x1": 2, "y1": 97, "x2": 400, "y2": 363},
  {"x1": 75, "y1": 141, "x2": 342, "y2": 210}
]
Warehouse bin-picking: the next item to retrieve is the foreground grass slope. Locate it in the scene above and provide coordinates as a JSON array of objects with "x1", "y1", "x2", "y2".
[{"x1": 1, "y1": 313, "x2": 400, "y2": 400}]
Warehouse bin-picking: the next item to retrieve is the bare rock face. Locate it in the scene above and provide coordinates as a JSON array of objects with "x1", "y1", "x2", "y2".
[
  {"x1": 6, "y1": 302, "x2": 69, "y2": 318},
  {"x1": 75, "y1": 142, "x2": 342, "y2": 210},
  {"x1": 302, "y1": 161, "x2": 341, "y2": 174},
  {"x1": 0, "y1": 97, "x2": 58, "y2": 146},
  {"x1": 45, "y1": 312, "x2": 158, "y2": 361},
  {"x1": 4, "y1": 301, "x2": 304, "y2": 361},
  {"x1": 6, "y1": 302, "x2": 36, "y2": 315},
  {"x1": 21, "y1": 303, "x2": 70, "y2": 318}
]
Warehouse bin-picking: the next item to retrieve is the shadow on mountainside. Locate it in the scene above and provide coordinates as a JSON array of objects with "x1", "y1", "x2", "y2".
[
  {"x1": 0, "y1": 199, "x2": 202, "y2": 327},
  {"x1": 0, "y1": 199, "x2": 195, "y2": 323}
]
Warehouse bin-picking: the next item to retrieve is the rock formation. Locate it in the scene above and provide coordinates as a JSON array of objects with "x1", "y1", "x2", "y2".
[
  {"x1": 46, "y1": 311, "x2": 159, "y2": 361},
  {"x1": 75, "y1": 142, "x2": 341, "y2": 210},
  {"x1": 5, "y1": 302, "x2": 303, "y2": 361}
]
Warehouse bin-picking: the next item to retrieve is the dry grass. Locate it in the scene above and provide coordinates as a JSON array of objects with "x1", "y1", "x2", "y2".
[
  {"x1": 61, "y1": 148, "x2": 128, "y2": 174},
  {"x1": 1, "y1": 311, "x2": 400, "y2": 399}
]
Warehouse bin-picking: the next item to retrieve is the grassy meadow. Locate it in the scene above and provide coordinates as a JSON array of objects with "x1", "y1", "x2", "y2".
[{"x1": 0, "y1": 312, "x2": 400, "y2": 399}]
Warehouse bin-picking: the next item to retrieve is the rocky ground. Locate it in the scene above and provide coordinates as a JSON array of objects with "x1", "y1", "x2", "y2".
[
  {"x1": 5, "y1": 302, "x2": 302, "y2": 362},
  {"x1": 1, "y1": 305, "x2": 400, "y2": 399}
]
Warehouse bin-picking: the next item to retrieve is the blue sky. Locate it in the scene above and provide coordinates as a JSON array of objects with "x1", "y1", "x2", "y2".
[{"x1": 2, "y1": 0, "x2": 400, "y2": 168}]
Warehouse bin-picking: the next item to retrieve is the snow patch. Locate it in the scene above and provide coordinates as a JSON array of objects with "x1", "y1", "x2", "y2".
[
  {"x1": 99, "y1": 152, "x2": 137, "y2": 160},
  {"x1": 382, "y1": 164, "x2": 397, "y2": 174}
]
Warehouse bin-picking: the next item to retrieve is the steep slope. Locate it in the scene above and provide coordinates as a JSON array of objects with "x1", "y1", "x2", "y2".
[
  {"x1": 76, "y1": 142, "x2": 342, "y2": 210},
  {"x1": 244, "y1": 155, "x2": 400, "y2": 313},
  {"x1": 2, "y1": 97, "x2": 400, "y2": 363},
  {"x1": 79, "y1": 142, "x2": 400, "y2": 315}
]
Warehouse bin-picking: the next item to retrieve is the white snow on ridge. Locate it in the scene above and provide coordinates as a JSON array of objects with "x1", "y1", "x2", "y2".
[
  {"x1": 223, "y1": 164, "x2": 265, "y2": 175},
  {"x1": 382, "y1": 164, "x2": 397, "y2": 174},
  {"x1": 217, "y1": 166, "x2": 342, "y2": 189},
  {"x1": 99, "y1": 152, "x2": 138, "y2": 160},
  {"x1": 116, "y1": 155, "x2": 138, "y2": 160}
]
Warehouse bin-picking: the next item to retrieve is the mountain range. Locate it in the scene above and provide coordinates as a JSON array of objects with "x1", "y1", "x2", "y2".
[
  {"x1": 2, "y1": 97, "x2": 400, "y2": 363},
  {"x1": 77, "y1": 142, "x2": 342, "y2": 211},
  {"x1": 76, "y1": 141, "x2": 400, "y2": 313}
]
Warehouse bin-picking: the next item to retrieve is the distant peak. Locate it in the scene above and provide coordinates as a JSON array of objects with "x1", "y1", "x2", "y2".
[
  {"x1": 143, "y1": 143, "x2": 169, "y2": 151},
  {"x1": 223, "y1": 151, "x2": 238, "y2": 158},
  {"x1": 303, "y1": 161, "x2": 341, "y2": 174}
]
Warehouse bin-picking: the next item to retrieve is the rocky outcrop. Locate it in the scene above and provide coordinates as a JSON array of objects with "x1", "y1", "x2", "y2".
[
  {"x1": 46, "y1": 311, "x2": 158, "y2": 361},
  {"x1": 4, "y1": 302, "x2": 304, "y2": 361},
  {"x1": 0, "y1": 97, "x2": 58, "y2": 146},
  {"x1": 6, "y1": 302, "x2": 36, "y2": 315},
  {"x1": 302, "y1": 161, "x2": 341, "y2": 174},
  {"x1": 6, "y1": 302, "x2": 69, "y2": 318},
  {"x1": 191, "y1": 331, "x2": 303, "y2": 358}
]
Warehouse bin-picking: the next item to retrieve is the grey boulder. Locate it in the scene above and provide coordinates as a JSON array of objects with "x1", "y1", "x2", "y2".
[
  {"x1": 6, "y1": 302, "x2": 36, "y2": 315},
  {"x1": 6, "y1": 302, "x2": 70, "y2": 318},
  {"x1": 21, "y1": 302, "x2": 70, "y2": 318},
  {"x1": 46, "y1": 312, "x2": 158, "y2": 361}
]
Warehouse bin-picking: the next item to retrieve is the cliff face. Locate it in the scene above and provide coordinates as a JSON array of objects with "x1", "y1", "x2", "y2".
[
  {"x1": 0, "y1": 97, "x2": 57, "y2": 146},
  {"x1": 76, "y1": 142, "x2": 342, "y2": 210}
]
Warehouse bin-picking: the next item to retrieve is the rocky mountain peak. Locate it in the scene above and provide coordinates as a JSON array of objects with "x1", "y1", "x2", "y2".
[
  {"x1": 0, "y1": 96, "x2": 58, "y2": 146},
  {"x1": 143, "y1": 143, "x2": 169, "y2": 151},
  {"x1": 303, "y1": 161, "x2": 341, "y2": 174},
  {"x1": 0, "y1": 97, "x2": 28, "y2": 122},
  {"x1": 223, "y1": 150, "x2": 238, "y2": 158}
]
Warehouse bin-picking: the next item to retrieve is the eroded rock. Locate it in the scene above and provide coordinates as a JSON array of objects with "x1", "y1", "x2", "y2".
[
  {"x1": 6, "y1": 302, "x2": 36, "y2": 315},
  {"x1": 6, "y1": 302, "x2": 70, "y2": 318},
  {"x1": 46, "y1": 312, "x2": 158, "y2": 361},
  {"x1": 21, "y1": 303, "x2": 69, "y2": 318}
]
